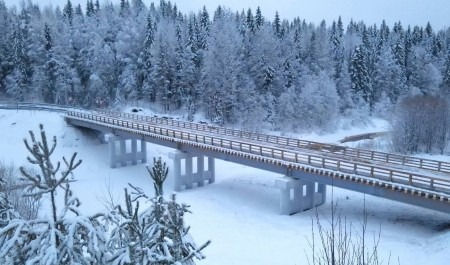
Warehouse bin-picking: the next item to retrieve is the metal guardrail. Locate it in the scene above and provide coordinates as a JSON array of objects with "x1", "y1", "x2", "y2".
[
  {"x1": 66, "y1": 111, "x2": 450, "y2": 195},
  {"x1": 3, "y1": 103, "x2": 448, "y2": 175},
  {"x1": 97, "y1": 110, "x2": 450, "y2": 175}
]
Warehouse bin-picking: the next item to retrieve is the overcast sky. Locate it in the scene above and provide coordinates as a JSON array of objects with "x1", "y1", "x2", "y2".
[{"x1": 4, "y1": 0, "x2": 449, "y2": 30}]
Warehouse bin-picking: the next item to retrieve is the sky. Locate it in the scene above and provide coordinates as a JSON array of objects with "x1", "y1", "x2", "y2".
[{"x1": 3, "y1": 0, "x2": 450, "y2": 30}]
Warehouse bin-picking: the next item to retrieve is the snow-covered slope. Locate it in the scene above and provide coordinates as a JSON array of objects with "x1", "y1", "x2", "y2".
[{"x1": 1, "y1": 109, "x2": 449, "y2": 264}]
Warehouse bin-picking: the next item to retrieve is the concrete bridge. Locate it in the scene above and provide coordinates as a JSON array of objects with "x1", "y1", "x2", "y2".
[{"x1": 64, "y1": 110, "x2": 450, "y2": 215}]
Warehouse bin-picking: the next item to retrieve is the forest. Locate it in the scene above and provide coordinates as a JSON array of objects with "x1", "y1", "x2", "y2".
[{"x1": 1, "y1": 0, "x2": 450, "y2": 133}]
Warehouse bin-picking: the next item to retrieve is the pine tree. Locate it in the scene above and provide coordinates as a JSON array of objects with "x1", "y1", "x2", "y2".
[
  {"x1": 139, "y1": 13, "x2": 156, "y2": 102},
  {"x1": 0, "y1": 125, "x2": 109, "y2": 264},
  {"x1": 199, "y1": 6, "x2": 210, "y2": 49},
  {"x1": 94, "y1": 0, "x2": 100, "y2": 13},
  {"x1": 39, "y1": 23, "x2": 58, "y2": 103},
  {"x1": 350, "y1": 45, "x2": 373, "y2": 109},
  {"x1": 86, "y1": 0, "x2": 94, "y2": 17},
  {"x1": 273, "y1": 11, "x2": 281, "y2": 38},
  {"x1": 174, "y1": 22, "x2": 196, "y2": 113},
  {"x1": 255, "y1": 6, "x2": 263, "y2": 29},
  {"x1": 5, "y1": 19, "x2": 29, "y2": 101},
  {"x1": 0, "y1": 0, "x2": 11, "y2": 95},
  {"x1": 120, "y1": 0, "x2": 130, "y2": 17},
  {"x1": 151, "y1": 35, "x2": 175, "y2": 112},
  {"x1": 108, "y1": 157, "x2": 210, "y2": 265},
  {"x1": 63, "y1": 0, "x2": 73, "y2": 25},
  {"x1": 373, "y1": 44, "x2": 406, "y2": 103}
]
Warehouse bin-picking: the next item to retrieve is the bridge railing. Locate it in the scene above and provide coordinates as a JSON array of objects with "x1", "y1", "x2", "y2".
[
  {"x1": 96, "y1": 110, "x2": 450, "y2": 174},
  {"x1": 66, "y1": 111, "x2": 450, "y2": 195},
  {"x1": 0, "y1": 102, "x2": 85, "y2": 113}
]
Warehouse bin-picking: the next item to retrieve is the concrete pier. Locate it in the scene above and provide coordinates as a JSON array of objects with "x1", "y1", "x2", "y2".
[
  {"x1": 107, "y1": 134, "x2": 147, "y2": 168},
  {"x1": 169, "y1": 151, "x2": 215, "y2": 191},
  {"x1": 275, "y1": 176, "x2": 326, "y2": 215}
]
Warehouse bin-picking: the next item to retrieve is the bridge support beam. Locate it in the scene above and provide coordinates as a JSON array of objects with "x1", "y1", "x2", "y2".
[
  {"x1": 107, "y1": 134, "x2": 147, "y2": 168},
  {"x1": 276, "y1": 176, "x2": 326, "y2": 215},
  {"x1": 169, "y1": 151, "x2": 215, "y2": 192}
]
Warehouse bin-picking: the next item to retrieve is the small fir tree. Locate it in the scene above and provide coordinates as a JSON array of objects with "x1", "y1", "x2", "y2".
[
  {"x1": 0, "y1": 124, "x2": 109, "y2": 264},
  {"x1": 108, "y1": 157, "x2": 210, "y2": 265}
]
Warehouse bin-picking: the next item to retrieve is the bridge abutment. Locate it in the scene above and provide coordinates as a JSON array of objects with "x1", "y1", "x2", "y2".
[
  {"x1": 276, "y1": 176, "x2": 327, "y2": 215},
  {"x1": 107, "y1": 134, "x2": 147, "y2": 168},
  {"x1": 169, "y1": 151, "x2": 215, "y2": 192}
]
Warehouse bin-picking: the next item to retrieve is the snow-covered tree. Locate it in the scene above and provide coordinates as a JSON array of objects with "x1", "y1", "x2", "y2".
[
  {"x1": 392, "y1": 96, "x2": 449, "y2": 154},
  {"x1": 5, "y1": 18, "x2": 30, "y2": 101},
  {"x1": 0, "y1": 125, "x2": 109, "y2": 264},
  {"x1": 0, "y1": 164, "x2": 21, "y2": 229},
  {"x1": 372, "y1": 44, "x2": 406, "y2": 103},
  {"x1": 298, "y1": 71, "x2": 340, "y2": 131},
  {"x1": 108, "y1": 157, "x2": 210, "y2": 265},
  {"x1": 350, "y1": 45, "x2": 373, "y2": 110}
]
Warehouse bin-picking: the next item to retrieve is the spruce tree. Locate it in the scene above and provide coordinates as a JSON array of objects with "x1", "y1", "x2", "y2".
[
  {"x1": 86, "y1": 0, "x2": 94, "y2": 17},
  {"x1": 273, "y1": 11, "x2": 281, "y2": 38},
  {"x1": 108, "y1": 157, "x2": 210, "y2": 265},
  {"x1": 139, "y1": 13, "x2": 156, "y2": 102},
  {"x1": 350, "y1": 45, "x2": 373, "y2": 110},
  {"x1": 41, "y1": 23, "x2": 57, "y2": 103},
  {"x1": 5, "y1": 19, "x2": 29, "y2": 102},
  {"x1": 63, "y1": 0, "x2": 73, "y2": 25},
  {"x1": 0, "y1": 125, "x2": 109, "y2": 264},
  {"x1": 255, "y1": 6, "x2": 263, "y2": 29}
]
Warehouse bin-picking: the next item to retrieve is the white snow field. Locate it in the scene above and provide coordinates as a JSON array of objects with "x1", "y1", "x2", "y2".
[{"x1": 1, "y1": 109, "x2": 450, "y2": 264}]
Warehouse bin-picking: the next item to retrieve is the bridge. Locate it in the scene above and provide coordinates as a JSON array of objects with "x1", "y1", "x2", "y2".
[{"x1": 62, "y1": 109, "x2": 450, "y2": 215}]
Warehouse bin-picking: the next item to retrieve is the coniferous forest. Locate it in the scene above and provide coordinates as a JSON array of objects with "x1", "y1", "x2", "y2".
[{"x1": 1, "y1": 0, "x2": 450, "y2": 133}]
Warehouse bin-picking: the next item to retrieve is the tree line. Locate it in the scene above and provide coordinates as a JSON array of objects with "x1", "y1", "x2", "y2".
[{"x1": 1, "y1": 0, "x2": 450, "y2": 132}]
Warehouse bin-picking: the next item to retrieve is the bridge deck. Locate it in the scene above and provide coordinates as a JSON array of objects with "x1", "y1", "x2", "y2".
[
  {"x1": 97, "y1": 110, "x2": 450, "y2": 174},
  {"x1": 65, "y1": 110, "x2": 450, "y2": 214}
]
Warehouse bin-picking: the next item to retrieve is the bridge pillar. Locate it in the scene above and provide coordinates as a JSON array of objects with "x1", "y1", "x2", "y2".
[
  {"x1": 106, "y1": 134, "x2": 147, "y2": 168},
  {"x1": 169, "y1": 151, "x2": 215, "y2": 192},
  {"x1": 275, "y1": 176, "x2": 327, "y2": 215}
]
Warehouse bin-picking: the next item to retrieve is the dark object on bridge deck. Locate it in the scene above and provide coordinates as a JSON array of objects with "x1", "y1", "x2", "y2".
[
  {"x1": 339, "y1": 131, "x2": 390, "y2": 144},
  {"x1": 131, "y1": 108, "x2": 143, "y2": 113}
]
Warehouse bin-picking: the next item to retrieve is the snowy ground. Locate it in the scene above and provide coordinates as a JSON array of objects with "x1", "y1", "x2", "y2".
[{"x1": 1, "y1": 109, "x2": 450, "y2": 264}]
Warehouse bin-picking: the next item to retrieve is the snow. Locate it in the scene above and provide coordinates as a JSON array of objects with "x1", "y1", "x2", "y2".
[{"x1": 1, "y1": 109, "x2": 450, "y2": 264}]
